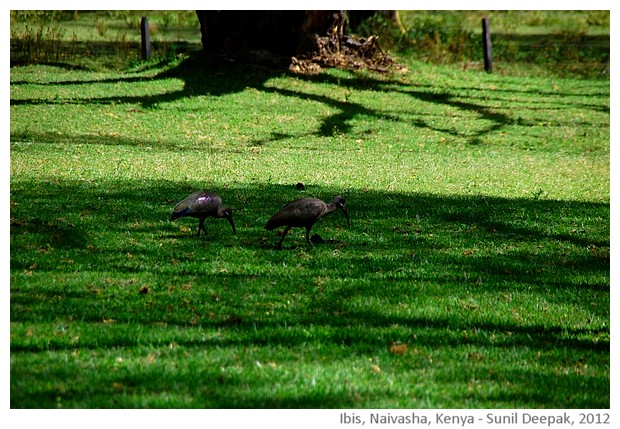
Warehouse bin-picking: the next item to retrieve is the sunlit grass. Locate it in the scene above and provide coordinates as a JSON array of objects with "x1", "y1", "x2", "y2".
[{"x1": 10, "y1": 53, "x2": 609, "y2": 408}]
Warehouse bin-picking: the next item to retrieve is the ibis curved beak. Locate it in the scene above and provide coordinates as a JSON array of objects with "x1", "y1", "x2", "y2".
[
  {"x1": 338, "y1": 203, "x2": 350, "y2": 227},
  {"x1": 225, "y1": 213, "x2": 236, "y2": 235}
]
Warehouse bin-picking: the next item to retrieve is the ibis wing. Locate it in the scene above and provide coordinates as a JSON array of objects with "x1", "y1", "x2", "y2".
[
  {"x1": 193, "y1": 192, "x2": 219, "y2": 210},
  {"x1": 291, "y1": 199, "x2": 324, "y2": 221},
  {"x1": 265, "y1": 198, "x2": 324, "y2": 229},
  {"x1": 172, "y1": 191, "x2": 221, "y2": 219}
]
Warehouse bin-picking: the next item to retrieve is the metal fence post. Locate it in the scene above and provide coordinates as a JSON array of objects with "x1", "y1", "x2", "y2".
[
  {"x1": 482, "y1": 17, "x2": 492, "y2": 72},
  {"x1": 141, "y1": 16, "x2": 151, "y2": 60}
]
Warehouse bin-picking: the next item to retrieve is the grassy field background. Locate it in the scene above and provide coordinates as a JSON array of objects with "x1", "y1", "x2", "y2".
[{"x1": 10, "y1": 11, "x2": 609, "y2": 409}]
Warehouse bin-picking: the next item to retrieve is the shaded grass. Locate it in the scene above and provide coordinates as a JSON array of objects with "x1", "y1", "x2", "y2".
[
  {"x1": 10, "y1": 181, "x2": 609, "y2": 408},
  {"x1": 10, "y1": 57, "x2": 609, "y2": 408}
]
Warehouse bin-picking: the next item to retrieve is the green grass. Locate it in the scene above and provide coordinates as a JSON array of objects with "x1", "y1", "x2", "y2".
[{"x1": 10, "y1": 43, "x2": 609, "y2": 409}]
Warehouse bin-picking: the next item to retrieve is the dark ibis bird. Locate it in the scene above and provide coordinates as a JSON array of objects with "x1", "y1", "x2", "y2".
[
  {"x1": 265, "y1": 196, "x2": 350, "y2": 249},
  {"x1": 171, "y1": 191, "x2": 236, "y2": 237}
]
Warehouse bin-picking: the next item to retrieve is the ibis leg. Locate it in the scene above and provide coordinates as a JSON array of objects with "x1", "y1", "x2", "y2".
[
  {"x1": 276, "y1": 226, "x2": 292, "y2": 249},
  {"x1": 305, "y1": 227, "x2": 313, "y2": 246},
  {"x1": 197, "y1": 218, "x2": 205, "y2": 237}
]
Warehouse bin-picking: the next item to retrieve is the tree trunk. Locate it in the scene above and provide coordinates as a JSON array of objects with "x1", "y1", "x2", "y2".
[{"x1": 196, "y1": 10, "x2": 346, "y2": 57}]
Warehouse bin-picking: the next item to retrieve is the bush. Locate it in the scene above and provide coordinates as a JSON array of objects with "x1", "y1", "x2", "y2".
[{"x1": 10, "y1": 23, "x2": 68, "y2": 65}]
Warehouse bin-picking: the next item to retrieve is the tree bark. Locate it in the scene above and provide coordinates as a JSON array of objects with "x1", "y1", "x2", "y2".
[{"x1": 196, "y1": 10, "x2": 346, "y2": 57}]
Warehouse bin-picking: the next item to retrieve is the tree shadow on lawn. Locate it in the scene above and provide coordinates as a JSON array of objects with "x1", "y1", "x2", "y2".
[
  {"x1": 11, "y1": 53, "x2": 608, "y2": 147},
  {"x1": 11, "y1": 179, "x2": 609, "y2": 327},
  {"x1": 10, "y1": 179, "x2": 610, "y2": 407}
]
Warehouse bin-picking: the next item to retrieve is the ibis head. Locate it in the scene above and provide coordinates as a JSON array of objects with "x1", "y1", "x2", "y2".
[
  {"x1": 330, "y1": 195, "x2": 350, "y2": 228},
  {"x1": 218, "y1": 206, "x2": 236, "y2": 235}
]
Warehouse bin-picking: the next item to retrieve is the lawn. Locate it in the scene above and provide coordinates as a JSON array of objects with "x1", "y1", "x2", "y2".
[{"x1": 10, "y1": 12, "x2": 609, "y2": 409}]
